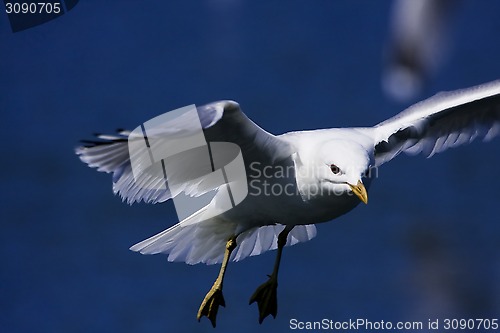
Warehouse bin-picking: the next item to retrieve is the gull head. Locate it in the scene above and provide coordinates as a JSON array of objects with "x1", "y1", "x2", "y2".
[{"x1": 295, "y1": 139, "x2": 372, "y2": 204}]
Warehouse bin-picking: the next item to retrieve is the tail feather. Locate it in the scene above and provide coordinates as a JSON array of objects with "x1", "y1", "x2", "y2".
[
  {"x1": 130, "y1": 216, "x2": 236, "y2": 265},
  {"x1": 130, "y1": 216, "x2": 317, "y2": 265}
]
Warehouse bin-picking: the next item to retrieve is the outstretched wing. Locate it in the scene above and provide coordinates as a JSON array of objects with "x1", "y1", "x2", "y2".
[
  {"x1": 76, "y1": 101, "x2": 291, "y2": 204},
  {"x1": 374, "y1": 80, "x2": 500, "y2": 166}
]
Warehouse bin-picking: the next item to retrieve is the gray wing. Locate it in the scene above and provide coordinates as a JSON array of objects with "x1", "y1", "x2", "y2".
[
  {"x1": 76, "y1": 101, "x2": 291, "y2": 204},
  {"x1": 374, "y1": 80, "x2": 500, "y2": 166}
]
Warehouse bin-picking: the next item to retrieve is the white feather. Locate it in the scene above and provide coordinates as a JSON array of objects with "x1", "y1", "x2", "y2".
[
  {"x1": 374, "y1": 80, "x2": 500, "y2": 165},
  {"x1": 77, "y1": 80, "x2": 500, "y2": 266}
]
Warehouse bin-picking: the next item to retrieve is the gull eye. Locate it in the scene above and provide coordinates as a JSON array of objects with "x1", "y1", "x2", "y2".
[{"x1": 330, "y1": 164, "x2": 340, "y2": 174}]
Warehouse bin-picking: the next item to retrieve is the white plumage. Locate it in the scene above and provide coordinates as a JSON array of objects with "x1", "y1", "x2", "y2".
[{"x1": 76, "y1": 80, "x2": 500, "y2": 266}]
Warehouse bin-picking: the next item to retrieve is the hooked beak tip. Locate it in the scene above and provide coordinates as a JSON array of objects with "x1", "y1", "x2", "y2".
[{"x1": 348, "y1": 180, "x2": 368, "y2": 204}]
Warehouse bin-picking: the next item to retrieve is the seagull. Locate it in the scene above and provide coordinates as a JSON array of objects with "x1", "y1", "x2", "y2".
[
  {"x1": 383, "y1": 0, "x2": 457, "y2": 101},
  {"x1": 76, "y1": 80, "x2": 500, "y2": 327}
]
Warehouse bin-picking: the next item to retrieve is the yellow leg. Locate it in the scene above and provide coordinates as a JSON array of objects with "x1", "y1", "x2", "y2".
[
  {"x1": 197, "y1": 236, "x2": 237, "y2": 328},
  {"x1": 249, "y1": 226, "x2": 293, "y2": 324}
]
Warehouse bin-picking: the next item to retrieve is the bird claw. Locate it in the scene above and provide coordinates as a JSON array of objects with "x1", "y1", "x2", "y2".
[
  {"x1": 249, "y1": 276, "x2": 278, "y2": 324},
  {"x1": 197, "y1": 287, "x2": 225, "y2": 328}
]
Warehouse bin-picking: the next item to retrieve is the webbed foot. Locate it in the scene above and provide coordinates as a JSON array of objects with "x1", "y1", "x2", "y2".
[
  {"x1": 249, "y1": 275, "x2": 278, "y2": 324},
  {"x1": 197, "y1": 285, "x2": 225, "y2": 328}
]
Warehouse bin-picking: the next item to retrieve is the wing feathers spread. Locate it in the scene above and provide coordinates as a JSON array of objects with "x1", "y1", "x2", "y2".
[
  {"x1": 374, "y1": 80, "x2": 500, "y2": 166},
  {"x1": 77, "y1": 101, "x2": 309, "y2": 265},
  {"x1": 76, "y1": 101, "x2": 290, "y2": 204}
]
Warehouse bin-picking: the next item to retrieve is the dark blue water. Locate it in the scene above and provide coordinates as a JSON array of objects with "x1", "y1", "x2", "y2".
[{"x1": 1, "y1": 2, "x2": 499, "y2": 332}]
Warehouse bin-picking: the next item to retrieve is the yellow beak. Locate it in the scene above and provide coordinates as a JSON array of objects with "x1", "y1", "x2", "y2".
[{"x1": 348, "y1": 180, "x2": 368, "y2": 204}]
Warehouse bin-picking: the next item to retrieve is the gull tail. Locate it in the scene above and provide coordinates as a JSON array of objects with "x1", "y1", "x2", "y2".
[
  {"x1": 130, "y1": 206, "x2": 317, "y2": 265},
  {"x1": 130, "y1": 206, "x2": 237, "y2": 265}
]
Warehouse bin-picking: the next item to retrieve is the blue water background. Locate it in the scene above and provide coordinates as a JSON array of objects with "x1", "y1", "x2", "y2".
[{"x1": 1, "y1": 1, "x2": 499, "y2": 332}]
